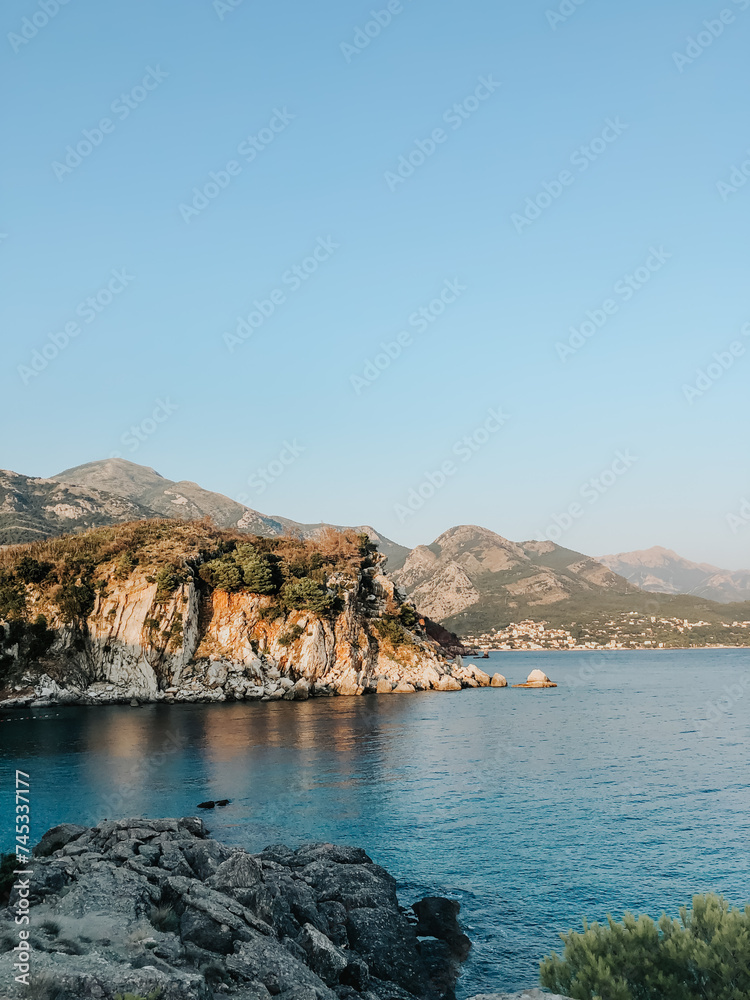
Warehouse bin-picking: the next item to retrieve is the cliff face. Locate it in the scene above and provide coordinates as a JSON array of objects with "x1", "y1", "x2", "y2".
[{"x1": 0, "y1": 521, "x2": 488, "y2": 707}]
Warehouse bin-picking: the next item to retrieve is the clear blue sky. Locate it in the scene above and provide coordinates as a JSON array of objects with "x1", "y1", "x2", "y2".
[{"x1": 2, "y1": 0, "x2": 749, "y2": 568}]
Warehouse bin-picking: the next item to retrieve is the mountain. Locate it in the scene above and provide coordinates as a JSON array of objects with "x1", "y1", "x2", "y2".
[
  {"x1": 391, "y1": 525, "x2": 750, "y2": 635},
  {"x1": 0, "y1": 469, "x2": 159, "y2": 545},
  {"x1": 391, "y1": 525, "x2": 636, "y2": 629},
  {"x1": 52, "y1": 458, "x2": 411, "y2": 569},
  {"x1": 599, "y1": 547, "x2": 750, "y2": 604}
]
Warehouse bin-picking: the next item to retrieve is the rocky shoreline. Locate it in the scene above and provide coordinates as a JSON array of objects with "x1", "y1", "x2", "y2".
[
  {"x1": 0, "y1": 818, "x2": 566, "y2": 1000},
  {"x1": 0, "y1": 658, "x2": 498, "y2": 710}
]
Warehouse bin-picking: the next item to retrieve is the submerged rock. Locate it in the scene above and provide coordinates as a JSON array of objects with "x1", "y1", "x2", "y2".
[{"x1": 0, "y1": 818, "x2": 470, "y2": 1000}]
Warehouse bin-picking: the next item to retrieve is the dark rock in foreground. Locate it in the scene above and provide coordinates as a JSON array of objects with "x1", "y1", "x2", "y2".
[{"x1": 0, "y1": 819, "x2": 469, "y2": 1000}]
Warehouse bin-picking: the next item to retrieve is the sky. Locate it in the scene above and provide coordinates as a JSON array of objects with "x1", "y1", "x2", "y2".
[{"x1": 2, "y1": 0, "x2": 749, "y2": 568}]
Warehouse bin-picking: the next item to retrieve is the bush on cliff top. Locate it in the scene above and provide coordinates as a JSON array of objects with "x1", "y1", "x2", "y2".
[{"x1": 540, "y1": 893, "x2": 750, "y2": 1000}]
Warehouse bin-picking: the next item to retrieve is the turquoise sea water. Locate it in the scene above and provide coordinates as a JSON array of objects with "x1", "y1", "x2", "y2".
[{"x1": 1, "y1": 649, "x2": 749, "y2": 993}]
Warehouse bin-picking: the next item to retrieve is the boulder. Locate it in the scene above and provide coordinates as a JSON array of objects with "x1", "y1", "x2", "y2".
[
  {"x1": 393, "y1": 682, "x2": 416, "y2": 693},
  {"x1": 412, "y1": 896, "x2": 471, "y2": 960},
  {"x1": 346, "y1": 907, "x2": 425, "y2": 994},
  {"x1": 436, "y1": 675, "x2": 462, "y2": 692},
  {"x1": 513, "y1": 669, "x2": 557, "y2": 689},
  {"x1": 376, "y1": 678, "x2": 394, "y2": 693},
  {"x1": 297, "y1": 922, "x2": 349, "y2": 985},
  {"x1": 33, "y1": 823, "x2": 87, "y2": 858},
  {"x1": 490, "y1": 674, "x2": 508, "y2": 688}
]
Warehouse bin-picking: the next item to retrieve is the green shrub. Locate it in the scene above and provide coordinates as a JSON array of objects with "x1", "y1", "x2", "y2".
[
  {"x1": 199, "y1": 556, "x2": 243, "y2": 592},
  {"x1": 399, "y1": 604, "x2": 419, "y2": 629},
  {"x1": 15, "y1": 556, "x2": 53, "y2": 584},
  {"x1": 0, "y1": 576, "x2": 27, "y2": 619},
  {"x1": 154, "y1": 566, "x2": 184, "y2": 602},
  {"x1": 278, "y1": 624, "x2": 304, "y2": 646},
  {"x1": 114, "y1": 550, "x2": 138, "y2": 580},
  {"x1": 540, "y1": 893, "x2": 750, "y2": 1000},
  {"x1": 281, "y1": 577, "x2": 334, "y2": 616},
  {"x1": 167, "y1": 614, "x2": 184, "y2": 651},
  {"x1": 235, "y1": 544, "x2": 278, "y2": 594},
  {"x1": 55, "y1": 578, "x2": 96, "y2": 624},
  {"x1": 374, "y1": 616, "x2": 413, "y2": 648},
  {"x1": 259, "y1": 604, "x2": 284, "y2": 622}
]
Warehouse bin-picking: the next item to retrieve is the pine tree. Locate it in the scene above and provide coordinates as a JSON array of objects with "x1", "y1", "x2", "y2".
[{"x1": 540, "y1": 893, "x2": 750, "y2": 1000}]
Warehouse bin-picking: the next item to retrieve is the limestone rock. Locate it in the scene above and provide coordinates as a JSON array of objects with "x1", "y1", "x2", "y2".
[
  {"x1": 436, "y1": 675, "x2": 462, "y2": 692},
  {"x1": 513, "y1": 669, "x2": 557, "y2": 689},
  {"x1": 490, "y1": 673, "x2": 508, "y2": 687}
]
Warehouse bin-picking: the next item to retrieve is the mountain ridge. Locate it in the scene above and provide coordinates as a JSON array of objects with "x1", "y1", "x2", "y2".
[
  {"x1": 599, "y1": 546, "x2": 750, "y2": 604},
  {"x1": 50, "y1": 458, "x2": 411, "y2": 569}
]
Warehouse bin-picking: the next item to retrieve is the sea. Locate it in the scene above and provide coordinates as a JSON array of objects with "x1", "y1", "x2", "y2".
[{"x1": 1, "y1": 648, "x2": 748, "y2": 994}]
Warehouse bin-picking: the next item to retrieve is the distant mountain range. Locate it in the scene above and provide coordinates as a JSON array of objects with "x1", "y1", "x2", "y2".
[
  {"x1": 2, "y1": 459, "x2": 748, "y2": 634},
  {"x1": 598, "y1": 547, "x2": 750, "y2": 604},
  {"x1": 391, "y1": 525, "x2": 636, "y2": 626},
  {"x1": 389, "y1": 525, "x2": 750, "y2": 634}
]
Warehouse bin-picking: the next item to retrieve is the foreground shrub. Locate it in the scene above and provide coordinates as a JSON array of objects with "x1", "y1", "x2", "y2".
[{"x1": 540, "y1": 893, "x2": 750, "y2": 1000}]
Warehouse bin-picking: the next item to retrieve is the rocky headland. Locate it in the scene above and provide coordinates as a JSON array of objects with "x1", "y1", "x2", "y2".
[
  {"x1": 0, "y1": 816, "x2": 470, "y2": 1000},
  {"x1": 0, "y1": 820, "x2": 567, "y2": 1000},
  {"x1": 0, "y1": 520, "x2": 488, "y2": 709}
]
